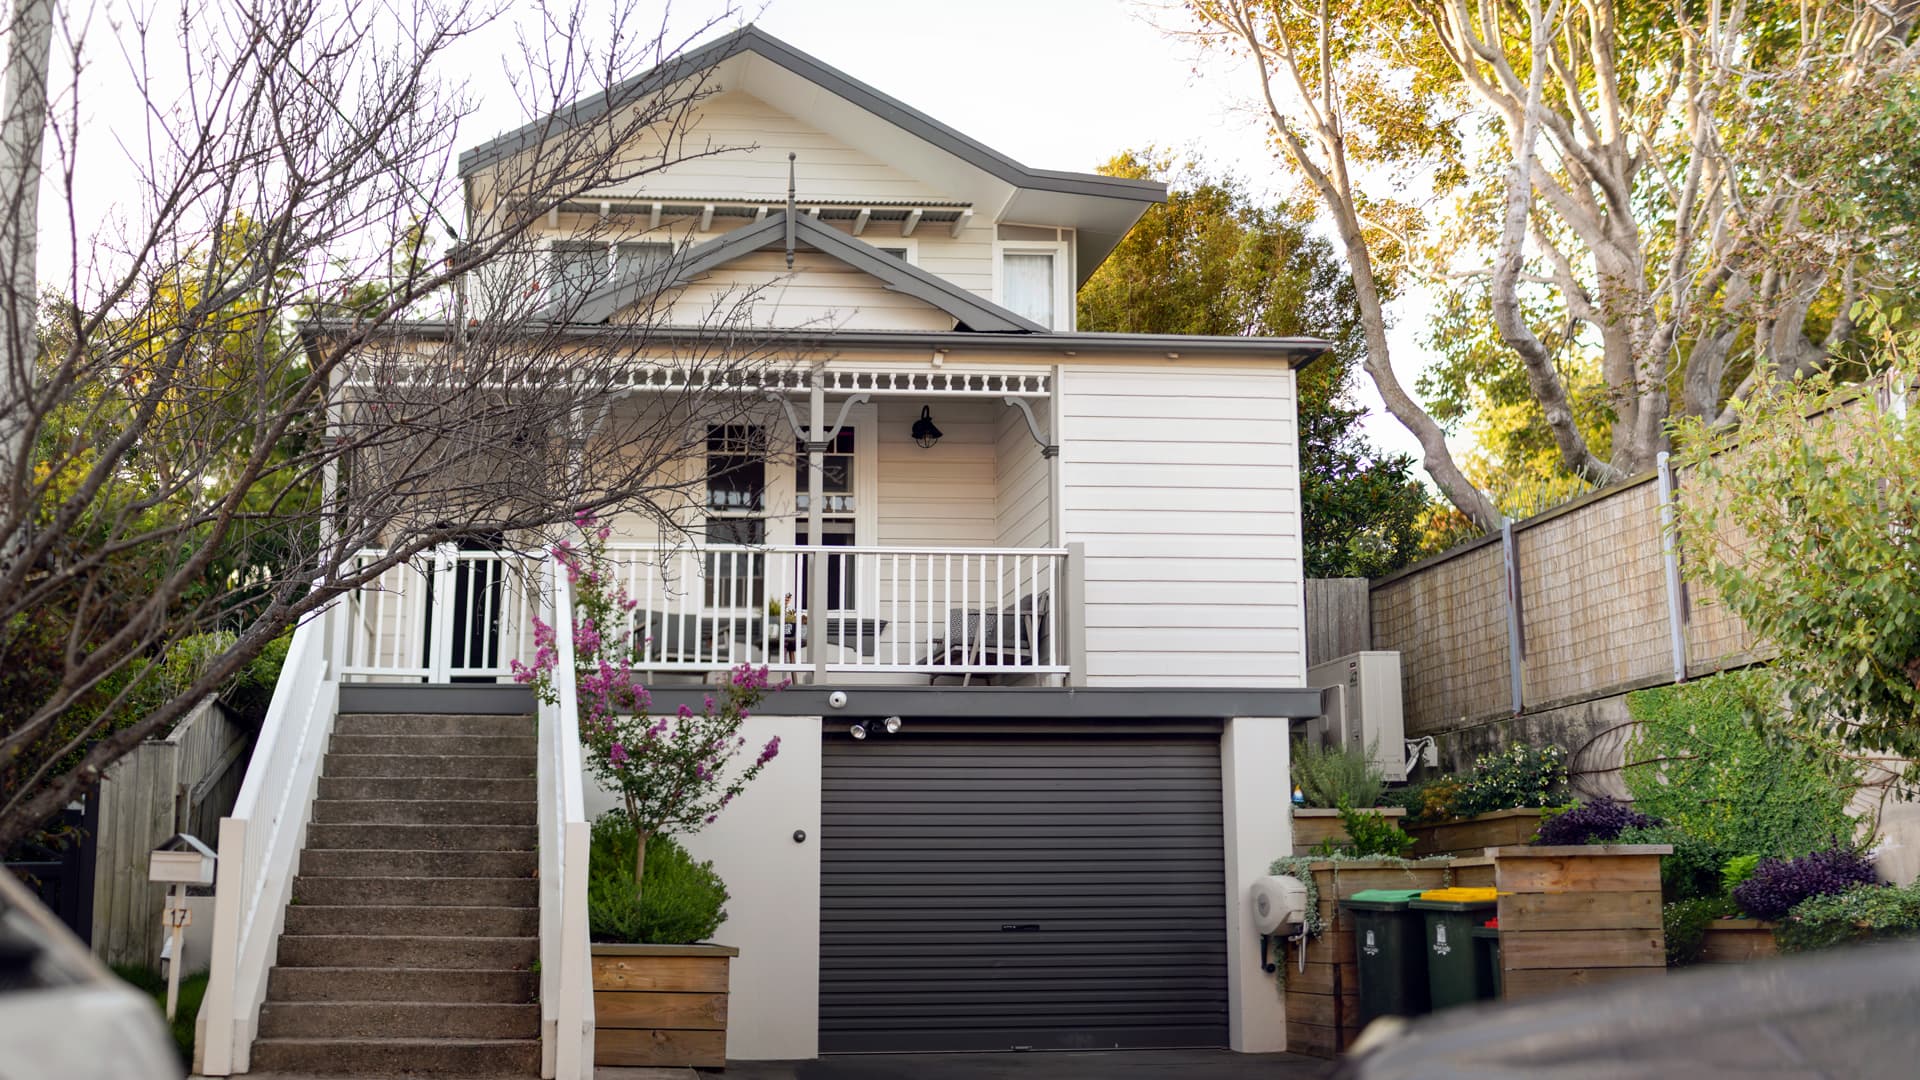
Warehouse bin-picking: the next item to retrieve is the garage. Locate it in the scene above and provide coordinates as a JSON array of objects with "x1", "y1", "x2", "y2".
[{"x1": 819, "y1": 730, "x2": 1230, "y2": 1054}]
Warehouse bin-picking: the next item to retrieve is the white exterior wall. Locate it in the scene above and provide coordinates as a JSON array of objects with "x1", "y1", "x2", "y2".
[
  {"x1": 1221, "y1": 718, "x2": 1293, "y2": 1052},
  {"x1": 1058, "y1": 364, "x2": 1306, "y2": 687},
  {"x1": 643, "y1": 250, "x2": 956, "y2": 332},
  {"x1": 875, "y1": 398, "x2": 998, "y2": 547},
  {"x1": 994, "y1": 404, "x2": 1051, "y2": 549},
  {"x1": 583, "y1": 714, "x2": 823, "y2": 1061}
]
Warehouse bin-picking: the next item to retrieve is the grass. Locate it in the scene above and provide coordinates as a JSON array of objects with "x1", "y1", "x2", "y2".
[{"x1": 112, "y1": 963, "x2": 208, "y2": 1066}]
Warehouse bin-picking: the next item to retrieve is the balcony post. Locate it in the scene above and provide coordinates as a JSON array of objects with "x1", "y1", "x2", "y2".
[
  {"x1": 807, "y1": 369, "x2": 827, "y2": 681},
  {"x1": 1063, "y1": 541, "x2": 1087, "y2": 687}
]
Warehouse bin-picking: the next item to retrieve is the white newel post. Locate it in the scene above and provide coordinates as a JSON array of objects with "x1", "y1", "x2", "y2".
[
  {"x1": 1222, "y1": 717, "x2": 1291, "y2": 1053},
  {"x1": 429, "y1": 542, "x2": 456, "y2": 682}
]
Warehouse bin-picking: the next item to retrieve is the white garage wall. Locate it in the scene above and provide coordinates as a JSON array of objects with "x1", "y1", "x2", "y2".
[
  {"x1": 1221, "y1": 717, "x2": 1294, "y2": 1053},
  {"x1": 584, "y1": 713, "x2": 824, "y2": 1061},
  {"x1": 1057, "y1": 364, "x2": 1306, "y2": 688}
]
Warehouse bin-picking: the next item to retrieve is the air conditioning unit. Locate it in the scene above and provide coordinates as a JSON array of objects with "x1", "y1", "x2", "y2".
[{"x1": 1305, "y1": 651, "x2": 1406, "y2": 782}]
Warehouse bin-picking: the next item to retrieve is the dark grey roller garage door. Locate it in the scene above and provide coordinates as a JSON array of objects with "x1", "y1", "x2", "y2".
[{"x1": 819, "y1": 734, "x2": 1229, "y2": 1054}]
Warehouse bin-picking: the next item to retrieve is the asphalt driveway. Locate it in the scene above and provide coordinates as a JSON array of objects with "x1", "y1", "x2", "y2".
[{"x1": 698, "y1": 1049, "x2": 1334, "y2": 1079}]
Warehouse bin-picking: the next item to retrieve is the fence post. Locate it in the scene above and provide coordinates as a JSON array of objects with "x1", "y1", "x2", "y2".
[
  {"x1": 1501, "y1": 520, "x2": 1524, "y2": 715},
  {"x1": 1656, "y1": 452, "x2": 1688, "y2": 683}
]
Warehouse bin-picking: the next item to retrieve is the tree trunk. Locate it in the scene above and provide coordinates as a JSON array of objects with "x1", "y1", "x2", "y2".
[
  {"x1": 634, "y1": 828, "x2": 649, "y2": 908},
  {"x1": 0, "y1": 0, "x2": 54, "y2": 495}
]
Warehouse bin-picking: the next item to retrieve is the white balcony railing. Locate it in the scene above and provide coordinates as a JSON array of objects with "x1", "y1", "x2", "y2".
[{"x1": 335, "y1": 543, "x2": 1072, "y2": 684}]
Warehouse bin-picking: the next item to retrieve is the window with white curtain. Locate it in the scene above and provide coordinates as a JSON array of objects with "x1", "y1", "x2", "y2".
[{"x1": 1001, "y1": 252, "x2": 1056, "y2": 327}]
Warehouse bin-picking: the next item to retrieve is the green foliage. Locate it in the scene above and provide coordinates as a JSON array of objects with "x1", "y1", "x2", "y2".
[
  {"x1": 1450, "y1": 744, "x2": 1569, "y2": 819},
  {"x1": 1722, "y1": 855, "x2": 1763, "y2": 896},
  {"x1": 1663, "y1": 896, "x2": 1737, "y2": 967},
  {"x1": 1328, "y1": 803, "x2": 1415, "y2": 858},
  {"x1": 1615, "y1": 825, "x2": 1728, "y2": 903},
  {"x1": 1670, "y1": 306, "x2": 1920, "y2": 789},
  {"x1": 1776, "y1": 883, "x2": 1920, "y2": 954},
  {"x1": 1080, "y1": 150, "x2": 1431, "y2": 578},
  {"x1": 587, "y1": 815, "x2": 728, "y2": 945},
  {"x1": 220, "y1": 634, "x2": 289, "y2": 722},
  {"x1": 1383, "y1": 775, "x2": 1466, "y2": 826},
  {"x1": 1268, "y1": 851, "x2": 1460, "y2": 942},
  {"x1": 1291, "y1": 740, "x2": 1384, "y2": 809},
  {"x1": 1624, "y1": 670, "x2": 1858, "y2": 854},
  {"x1": 112, "y1": 965, "x2": 207, "y2": 1065}
]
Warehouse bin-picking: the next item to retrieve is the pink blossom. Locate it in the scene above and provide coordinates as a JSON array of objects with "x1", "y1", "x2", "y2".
[{"x1": 610, "y1": 743, "x2": 628, "y2": 766}]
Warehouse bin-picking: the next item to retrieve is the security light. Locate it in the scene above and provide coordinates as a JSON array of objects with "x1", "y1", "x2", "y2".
[
  {"x1": 880, "y1": 716, "x2": 902, "y2": 735},
  {"x1": 849, "y1": 722, "x2": 868, "y2": 739}
]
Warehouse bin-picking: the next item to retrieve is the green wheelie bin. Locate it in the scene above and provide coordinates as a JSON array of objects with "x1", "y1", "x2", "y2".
[
  {"x1": 1410, "y1": 889, "x2": 1501, "y2": 1009},
  {"x1": 1471, "y1": 925, "x2": 1503, "y2": 1000},
  {"x1": 1339, "y1": 888, "x2": 1432, "y2": 1024}
]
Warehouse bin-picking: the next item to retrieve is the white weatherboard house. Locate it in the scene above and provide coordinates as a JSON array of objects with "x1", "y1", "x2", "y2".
[{"x1": 196, "y1": 26, "x2": 1320, "y2": 1077}]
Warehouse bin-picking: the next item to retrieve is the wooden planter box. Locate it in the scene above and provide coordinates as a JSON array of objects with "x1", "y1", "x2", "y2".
[
  {"x1": 592, "y1": 943, "x2": 737, "y2": 1068},
  {"x1": 1698, "y1": 919, "x2": 1779, "y2": 964},
  {"x1": 1292, "y1": 807, "x2": 1408, "y2": 852},
  {"x1": 1407, "y1": 808, "x2": 1548, "y2": 857},
  {"x1": 1284, "y1": 858, "x2": 1463, "y2": 1059},
  {"x1": 1490, "y1": 844, "x2": 1671, "y2": 1001}
]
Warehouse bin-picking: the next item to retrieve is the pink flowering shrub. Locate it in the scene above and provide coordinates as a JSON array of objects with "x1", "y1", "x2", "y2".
[{"x1": 515, "y1": 512, "x2": 784, "y2": 890}]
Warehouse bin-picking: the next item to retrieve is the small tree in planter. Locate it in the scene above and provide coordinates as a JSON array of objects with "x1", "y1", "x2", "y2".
[{"x1": 516, "y1": 514, "x2": 785, "y2": 900}]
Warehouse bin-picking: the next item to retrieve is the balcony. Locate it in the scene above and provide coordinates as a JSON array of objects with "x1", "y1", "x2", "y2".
[{"x1": 336, "y1": 543, "x2": 1078, "y2": 686}]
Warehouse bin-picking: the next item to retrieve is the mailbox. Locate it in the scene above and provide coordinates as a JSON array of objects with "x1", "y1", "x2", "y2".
[{"x1": 149, "y1": 834, "x2": 217, "y2": 887}]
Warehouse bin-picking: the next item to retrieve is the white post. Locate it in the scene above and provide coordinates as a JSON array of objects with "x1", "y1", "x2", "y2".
[
  {"x1": 164, "y1": 885, "x2": 186, "y2": 1021},
  {"x1": 1221, "y1": 717, "x2": 1291, "y2": 1053},
  {"x1": 806, "y1": 370, "x2": 826, "y2": 681},
  {"x1": 430, "y1": 542, "x2": 457, "y2": 682}
]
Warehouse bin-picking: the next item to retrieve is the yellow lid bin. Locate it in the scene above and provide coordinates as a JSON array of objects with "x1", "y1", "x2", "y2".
[{"x1": 1417, "y1": 887, "x2": 1500, "y2": 903}]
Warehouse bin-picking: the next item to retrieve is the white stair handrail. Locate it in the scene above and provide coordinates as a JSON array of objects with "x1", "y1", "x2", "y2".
[
  {"x1": 537, "y1": 557, "x2": 594, "y2": 1079},
  {"x1": 198, "y1": 596, "x2": 337, "y2": 1075}
]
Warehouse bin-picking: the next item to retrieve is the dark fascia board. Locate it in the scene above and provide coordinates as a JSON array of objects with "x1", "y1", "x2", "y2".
[
  {"x1": 456, "y1": 25, "x2": 1167, "y2": 207},
  {"x1": 643, "y1": 684, "x2": 1325, "y2": 721},
  {"x1": 573, "y1": 211, "x2": 1047, "y2": 333},
  {"x1": 302, "y1": 316, "x2": 1331, "y2": 366}
]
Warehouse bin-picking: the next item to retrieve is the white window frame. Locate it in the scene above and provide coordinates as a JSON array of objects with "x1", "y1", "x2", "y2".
[
  {"x1": 868, "y1": 237, "x2": 919, "y2": 265},
  {"x1": 992, "y1": 235, "x2": 1072, "y2": 331}
]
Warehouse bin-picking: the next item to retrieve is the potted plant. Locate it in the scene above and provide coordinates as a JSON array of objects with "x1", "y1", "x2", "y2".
[
  {"x1": 1290, "y1": 741, "x2": 1408, "y2": 852},
  {"x1": 769, "y1": 594, "x2": 803, "y2": 663},
  {"x1": 517, "y1": 516, "x2": 784, "y2": 1068}
]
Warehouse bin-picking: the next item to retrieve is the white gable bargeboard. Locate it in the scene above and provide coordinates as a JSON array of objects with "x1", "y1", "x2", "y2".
[{"x1": 1059, "y1": 364, "x2": 1305, "y2": 687}]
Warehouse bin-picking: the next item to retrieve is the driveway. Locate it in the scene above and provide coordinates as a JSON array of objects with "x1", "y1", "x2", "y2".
[{"x1": 696, "y1": 1050, "x2": 1334, "y2": 1079}]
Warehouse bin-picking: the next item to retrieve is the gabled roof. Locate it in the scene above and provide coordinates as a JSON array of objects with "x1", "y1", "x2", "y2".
[
  {"x1": 457, "y1": 25, "x2": 1165, "y2": 207},
  {"x1": 573, "y1": 211, "x2": 1049, "y2": 333}
]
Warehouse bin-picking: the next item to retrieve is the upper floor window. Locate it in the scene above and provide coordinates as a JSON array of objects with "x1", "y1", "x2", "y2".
[
  {"x1": 548, "y1": 241, "x2": 606, "y2": 305},
  {"x1": 1001, "y1": 252, "x2": 1056, "y2": 328},
  {"x1": 995, "y1": 225, "x2": 1072, "y2": 330}
]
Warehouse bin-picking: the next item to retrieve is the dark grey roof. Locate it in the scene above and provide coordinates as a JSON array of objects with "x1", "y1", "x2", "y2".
[
  {"x1": 572, "y1": 211, "x2": 1046, "y2": 333},
  {"x1": 304, "y1": 317, "x2": 1330, "y2": 366},
  {"x1": 456, "y1": 25, "x2": 1167, "y2": 207}
]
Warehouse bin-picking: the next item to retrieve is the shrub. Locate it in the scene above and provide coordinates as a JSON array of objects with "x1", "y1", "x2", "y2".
[
  {"x1": 1720, "y1": 854, "x2": 1762, "y2": 895},
  {"x1": 1663, "y1": 896, "x2": 1736, "y2": 966},
  {"x1": 588, "y1": 815, "x2": 728, "y2": 945},
  {"x1": 1617, "y1": 824, "x2": 1728, "y2": 902},
  {"x1": 1623, "y1": 670, "x2": 1857, "y2": 857},
  {"x1": 221, "y1": 634, "x2": 289, "y2": 722},
  {"x1": 1385, "y1": 775, "x2": 1466, "y2": 825},
  {"x1": 1730, "y1": 845, "x2": 1877, "y2": 921},
  {"x1": 1451, "y1": 744, "x2": 1568, "y2": 818},
  {"x1": 1291, "y1": 740, "x2": 1384, "y2": 809},
  {"x1": 1534, "y1": 798, "x2": 1656, "y2": 846},
  {"x1": 1776, "y1": 882, "x2": 1920, "y2": 953},
  {"x1": 1319, "y1": 803, "x2": 1414, "y2": 858}
]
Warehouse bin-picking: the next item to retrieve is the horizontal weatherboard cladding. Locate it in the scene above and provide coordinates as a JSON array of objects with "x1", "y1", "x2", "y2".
[{"x1": 818, "y1": 733, "x2": 1228, "y2": 1053}]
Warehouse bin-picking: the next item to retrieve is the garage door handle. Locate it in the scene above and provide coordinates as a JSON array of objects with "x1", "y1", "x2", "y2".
[{"x1": 1001, "y1": 923, "x2": 1040, "y2": 932}]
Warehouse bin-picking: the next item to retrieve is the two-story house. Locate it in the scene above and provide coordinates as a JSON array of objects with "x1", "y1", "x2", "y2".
[{"x1": 197, "y1": 26, "x2": 1321, "y2": 1077}]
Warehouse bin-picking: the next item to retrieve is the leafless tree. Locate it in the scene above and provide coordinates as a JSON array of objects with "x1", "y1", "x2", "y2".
[{"x1": 0, "y1": 0, "x2": 795, "y2": 851}]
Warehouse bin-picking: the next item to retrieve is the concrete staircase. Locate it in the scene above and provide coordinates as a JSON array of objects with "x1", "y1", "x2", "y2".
[{"x1": 251, "y1": 712, "x2": 543, "y2": 1077}]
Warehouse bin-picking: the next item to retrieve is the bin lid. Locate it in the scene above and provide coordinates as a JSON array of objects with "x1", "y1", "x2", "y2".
[
  {"x1": 1342, "y1": 888, "x2": 1427, "y2": 910},
  {"x1": 1418, "y1": 887, "x2": 1500, "y2": 903}
]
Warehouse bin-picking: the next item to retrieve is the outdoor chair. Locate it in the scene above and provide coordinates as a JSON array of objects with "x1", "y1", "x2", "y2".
[{"x1": 921, "y1": 591, "x2": 1050, "y2": 684}]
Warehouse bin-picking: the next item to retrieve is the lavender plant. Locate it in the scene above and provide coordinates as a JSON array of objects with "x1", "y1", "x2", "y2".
[{"x1": 516, "y1": 513, "x2": 784, "y2": 896}]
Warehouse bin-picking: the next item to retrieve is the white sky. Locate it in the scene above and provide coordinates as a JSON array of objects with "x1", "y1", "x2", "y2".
[{"x1": 47, "y1": 0, "x2": 1446, "y2": 464}]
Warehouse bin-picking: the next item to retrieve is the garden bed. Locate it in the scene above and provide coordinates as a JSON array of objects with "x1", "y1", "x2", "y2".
[
  {"x1": 592, "y1": 943, "x2": 737, "y2": 1068},
  {"x1": 1698, "y1": 919, "x2": 1779, "y2": 964},
  {"x1": 1408, "y1": 808, "x2": 1548, "y2": 857},
  {"x1": 1490, "y1": 844, "x2": 1669, "y2": 1000},
  {"x1": 1292, "y1": 807, "x2": 1408, "y2": 851}
]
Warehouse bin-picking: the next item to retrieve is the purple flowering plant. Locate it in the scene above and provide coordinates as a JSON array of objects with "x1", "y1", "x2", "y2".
[{"x1": 514, "y1": 511, "x2": 785, "y2": 891}]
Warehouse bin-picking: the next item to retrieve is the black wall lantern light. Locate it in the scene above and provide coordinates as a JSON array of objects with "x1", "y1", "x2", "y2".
[{"x1": 911, "y1": 406, "x2": 943, "y2": 449}]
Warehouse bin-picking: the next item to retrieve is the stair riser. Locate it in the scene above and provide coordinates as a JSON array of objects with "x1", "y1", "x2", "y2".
[
  {"x1": 330, "y1": 733, "x2": 536, "y2": 757},
  {"x1": 335, "y1": 713, "x2": 533, "y2": 737},
  {"x1": 266, "y1": 966, "x2": 535, "y2": 1004},
  {"x1": 293, "y1": 876, "x2": 537, "y2": 908},
  {"x1": 258, "y1": 1002, "x2": 539, "y2": 1040},
  {"x1": 311, "y1": 798, "x2": 535, "y2": 826},
  {"x1": 306, "y1": 823, "x2": 536, "y2": 852},
  {"x1": 285, "y1": 905, "x2": 537, "y2": 938},
  {"x1": 318, "y1": 776, "x2": 536, "y2": 802},
  {"x1": 323, "y1": 753, "x2": 532, "y2": 779},
  {"x1": 248, "y1": 1038, "x2": 541, "y2": 1077},
  {"x1": 298, "y1": 849, "x2": 535, "y2": 879},
  {"x1": 275, "y1": 935, "x2": 537, "y2": 970}
]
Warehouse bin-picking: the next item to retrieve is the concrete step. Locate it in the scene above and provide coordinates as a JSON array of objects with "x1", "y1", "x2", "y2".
[
  {"x1": 322, "y1": 753, "x2": 533, "y2": 779},
  {"x1": 330, "y1": 733, "x2": 537, "y2": 758},
  {"x1": 257, "y1": 1001, "x2": 540, "y2": 1040},
  {"x1": 298, "y1": 848, "x2": 535, "y2": 880},
  {"x1": 267, "y1": 965, "x2": 536, "y2": 1004},
  {"x1": 318, "y1": 776, "x2": 536, "y2": 802},
  {"x1": 248, "y1": 1035, "x2": 541, "y2": 1077},
  {"x1": 335, "y1": 713, "x2": 533, "y2": 738},
  {"x1": 305, "y1": 823, "x2": 537, "y2": 853},
  {"x1": 275, "y1": 933, "x2": 537, "y2": 970},
  {"x1": 312, "y1": 798, "x2": 536, "y2": 826},
  {"x1": 285, "y1": 905, "x2": 537, "y2": 938},
  {"x1": 293, "y1": 875, "x2": 536, "y2": 908}
]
